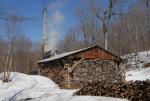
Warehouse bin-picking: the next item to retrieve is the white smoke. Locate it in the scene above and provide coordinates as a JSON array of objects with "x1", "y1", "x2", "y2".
[{"x1": 44, "y1": 2, "x2": 65, "y2": 53}]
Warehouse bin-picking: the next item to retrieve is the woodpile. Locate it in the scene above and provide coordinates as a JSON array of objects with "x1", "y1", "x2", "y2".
[
  {"x1": 39, "y1": 60, "x2": 124, "y2": 89},
  {"x1": 72, "y1": 60, "x2": 124, "y2": 84},
  {"x1": 40, "y1": 67, "x2": 66, "y2": 87},
  {"x1": 40, "y1": 67, "x2": 81, "y2": 88},
  {"x1": 74, "y1": 80, "x2": 150, "y2": 101},
  {"x1": 144, "y1": 62, "x2": 150, "y2": 67}
]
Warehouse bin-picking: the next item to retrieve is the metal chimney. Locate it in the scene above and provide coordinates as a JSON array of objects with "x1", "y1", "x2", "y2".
[{"x1": 42, "y1": 8, "x2": 48, "y2": 58}]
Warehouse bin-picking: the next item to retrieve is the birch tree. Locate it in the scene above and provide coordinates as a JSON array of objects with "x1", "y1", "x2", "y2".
[{"x1": 2, "y1": 14, "x2": 30, "y2": 82}]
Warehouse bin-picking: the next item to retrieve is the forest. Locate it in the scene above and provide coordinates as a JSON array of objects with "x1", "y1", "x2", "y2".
[{"x1": 0, "y1": 0, "x2": 150, "y2": 74}]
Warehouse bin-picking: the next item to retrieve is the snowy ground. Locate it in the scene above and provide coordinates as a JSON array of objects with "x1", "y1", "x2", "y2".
[
  {"x1": 126, "y1": 67, "x2": 150, "y2": 81},
  {"x1": 124, "y1": 51, "x2": 150, "y2": 81},
  {"x1": 120, "y1": 51, "x2": 150, "y2": 84},
  {"x1": 122, "y1": 51, "x2": 150, "y2": 70},
  {"x1": 0, "y1": 72, "x2": 128, "y2": 101}
]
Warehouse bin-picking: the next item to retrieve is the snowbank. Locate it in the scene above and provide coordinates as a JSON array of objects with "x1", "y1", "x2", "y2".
[
  {"x1": 0, "y1": 72, "x2": 128, "y2": 101},
  {"x1": 0, "y1": 72, "x2": 59, "y2": 101}
]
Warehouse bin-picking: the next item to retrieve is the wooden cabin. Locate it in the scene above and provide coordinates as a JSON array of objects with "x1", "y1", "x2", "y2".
[
  {"x1": 38, "y1": 45, "x2": 121, "y2": 63},
  {"x1": 38, "y1": 45, "x2": 124, "y2": 88}
]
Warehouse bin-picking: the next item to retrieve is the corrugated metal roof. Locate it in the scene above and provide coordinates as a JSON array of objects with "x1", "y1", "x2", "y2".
[
  {"x1": 38, "y1": 46, "x2": 95, "y2": 63},
  {"x1": 38, "y1": 45, "x2": 121, "y2": 63}
]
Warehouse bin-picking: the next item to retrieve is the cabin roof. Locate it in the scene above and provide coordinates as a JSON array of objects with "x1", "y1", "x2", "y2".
[{"x1": 38, "y1": 45, "x2": 121, "y2": 63}]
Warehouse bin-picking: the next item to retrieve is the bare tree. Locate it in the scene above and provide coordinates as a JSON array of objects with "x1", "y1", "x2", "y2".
[
  {"x1": 1, "y1": 14, "x2": 31, "y2": 82},
  {"x1": 58, "y1": 29, "x2": 81, "y2": 52},
  {"x1": 91, "y1": 0, "x2": 120, "y2": 50},
  {"x1": 144, "y1": 0, "x2": 150, "y2": 56},
  {"x1": 76, "y1": 7, "x2": 89, "y2": 47}
]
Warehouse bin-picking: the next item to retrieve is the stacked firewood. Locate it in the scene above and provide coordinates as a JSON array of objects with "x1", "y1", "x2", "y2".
[
  {"x1": 40, "y1": 67, "x2": 66, "y2": 86},
  {"x1": 40, "y1": 60, "x2": 124, "y2": 88},
  {"x1": 73, "y1": 60, "x2": 123, "y2": 84},
  {"x1": 40, "y1": 67, "x2": 81, "y2": 88},
  {"x1": 144, "y1": 62, "x2": 150, "y2": 67},
  {"x1": 74, "y1": 80, "x2": 150, "y2": 101}
]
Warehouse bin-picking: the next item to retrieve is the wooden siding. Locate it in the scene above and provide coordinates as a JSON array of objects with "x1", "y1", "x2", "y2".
[{"x1": 76, "y1": 47, "x2": 114, "y2": 60}]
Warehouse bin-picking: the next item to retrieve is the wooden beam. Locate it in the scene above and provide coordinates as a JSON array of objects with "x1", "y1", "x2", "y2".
[{"x1": 70, "y1": 58, "x2": 85, "y2": 74}]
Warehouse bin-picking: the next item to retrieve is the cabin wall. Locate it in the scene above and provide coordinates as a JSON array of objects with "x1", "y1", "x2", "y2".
[{"x1": 75, "y1": 47, "x2": 115, "y2": 60}]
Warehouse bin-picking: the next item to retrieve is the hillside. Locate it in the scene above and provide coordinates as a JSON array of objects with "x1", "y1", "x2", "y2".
[{"x1": 122, "y1": 51, "x2": 150, "y2": 70}]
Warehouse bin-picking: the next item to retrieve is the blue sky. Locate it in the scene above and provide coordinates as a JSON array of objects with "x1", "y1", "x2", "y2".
[
  {"x1": 0, "y1": 0, "x2": 131, "y2": 44},
  {"x1": 0, "y1": 0, "x2": 80, "y2": 43}
]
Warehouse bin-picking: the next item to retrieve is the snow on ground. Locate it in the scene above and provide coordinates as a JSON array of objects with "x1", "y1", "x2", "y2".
[
  {"x1": 122, "y1": 51, "x2": 150, "y2": 70},
  {"x1": 30, "y1": 95, "x2": 128, "y2": 101},
  {"x1": 124, "y1": 51, "x2": 150, "y2": 81},
  {"x1": 126, "y1": 67, "x2": 150, "y2": 81},
  {"x1": 0, "y1": 72, "x2": 59, "y2": 101},
  {"x1": 0, "y1": 72, "x2": 128, "y2": 101},
  {"x1": 123, "y1": 51, "x2": 150, "y2": 63}
]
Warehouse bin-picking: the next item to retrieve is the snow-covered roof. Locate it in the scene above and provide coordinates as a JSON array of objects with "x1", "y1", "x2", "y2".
[{"x1": 38, "y1": 45, "x2": 120, "y2": 63}]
